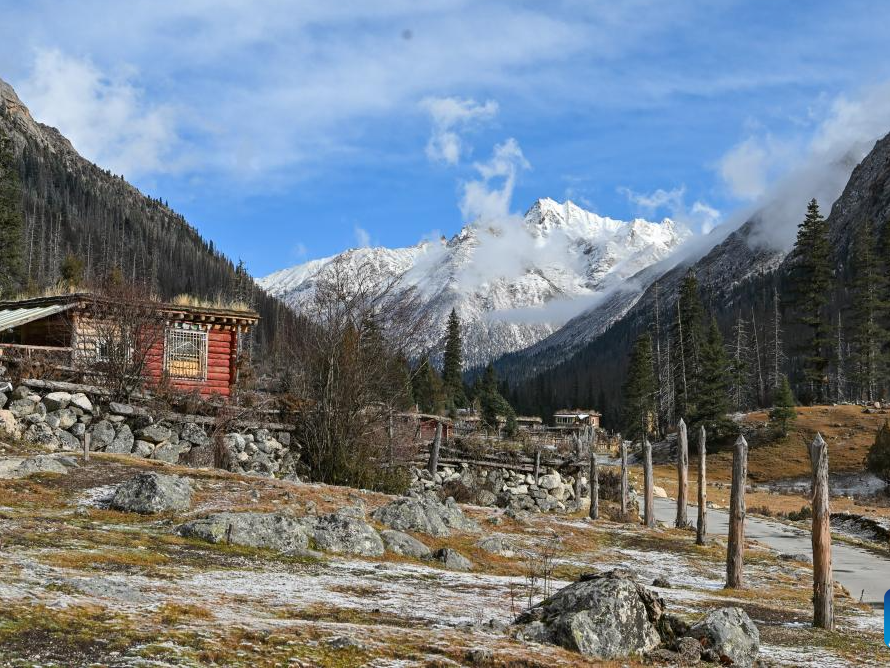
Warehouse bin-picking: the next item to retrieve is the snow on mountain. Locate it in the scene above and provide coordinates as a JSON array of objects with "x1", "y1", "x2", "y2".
[{"x1": 259, "y1": 198, "x2": 690, "y2": 367}]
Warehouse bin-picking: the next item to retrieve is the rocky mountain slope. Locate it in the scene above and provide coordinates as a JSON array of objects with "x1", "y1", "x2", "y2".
[{"x1": 261, "y1": 198, "x2": 690, "y2": 367}]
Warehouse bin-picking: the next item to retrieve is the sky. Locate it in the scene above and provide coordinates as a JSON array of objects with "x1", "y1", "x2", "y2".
[{"x1": 2, "y1": 0, "x2": 890, "y2": 278}]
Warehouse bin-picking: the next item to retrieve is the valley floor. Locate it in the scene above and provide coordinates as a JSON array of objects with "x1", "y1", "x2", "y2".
[{"x1": 0, "y1": 447, "x2": 886, "y2": 667}]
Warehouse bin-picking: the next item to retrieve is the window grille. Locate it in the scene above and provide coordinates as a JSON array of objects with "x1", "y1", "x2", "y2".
[{"x1": 164, "y1": 326, "x2": 208, "y2": 380}]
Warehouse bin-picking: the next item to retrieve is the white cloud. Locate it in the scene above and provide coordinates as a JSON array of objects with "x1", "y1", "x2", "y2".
[
  {"x1": 421, "y1": 96, "x2": 498, "y2": 165},
  {"x1": 18, "y1": 49, "x2": 180, "y2": 178},
  {"x1": 620, "y1": 185, "x2": 719, "y2": 235},
  {"x1": 354, "y1": 225, "x2": 372, "y2": 248},
  {"x1": 459, "y1": 138, "x2": 530, "y2": 222},
  {"x1": 691, "y1": 201, "x2": 720, "y2": 234}
]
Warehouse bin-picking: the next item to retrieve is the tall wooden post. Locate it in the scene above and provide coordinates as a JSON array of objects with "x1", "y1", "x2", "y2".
[
  {"x1": 534, "y1": 448, "x2": 541, "y2": 485},
  {"x1": 676, "y1": 418, "x2": 689, "y2": 528},
  {"x1": 810, "y1": 433, "x2": 834, "y2": 630},
  {"x1": 573, "y1": 434, "x2": 583, "y2": 505},
  {"x1": 643, "y1": 438, "x2": 654, "y2": 528},
  {"x1": 619, "y1": 439, "x2": 628, "y2": 520},
  {"x1": 428, "y1": 421, "x2": 442, "y2": 476},
  {"x1": 83, "y1": 432, "x2": 91, "y2": 462},
  {"x1": 589, "y1": 444, "x2": 599, "y2": 520},
  {"x1": 696, "y1": 425, "x2": 707, "y2": 545},
  {"x1": 726, "y1": 435, "x2": 748, "y2": 589}
]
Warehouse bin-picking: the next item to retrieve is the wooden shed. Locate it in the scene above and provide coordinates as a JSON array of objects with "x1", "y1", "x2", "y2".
[{"x1": 0, "y1": 294, "x2": 259, "y2": 397}]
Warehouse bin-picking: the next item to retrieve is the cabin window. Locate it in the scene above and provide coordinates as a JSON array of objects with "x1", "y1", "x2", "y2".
[{"x1": 164, "y1": 326, "x2": 208, "y2": 380}]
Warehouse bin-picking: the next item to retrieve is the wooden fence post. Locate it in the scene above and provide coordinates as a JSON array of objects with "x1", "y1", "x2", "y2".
[
  {"x1": 620, "y1": 439, "x2": 628, "y2": 520},
  {"x1": 676, "y1": 418, "x2": 689, "y2": 528},
  {"x1": 573, "y1": 434, "x2": 583, "y2": 506},
  {"x1": 83, "y1": 432, "x2": 91, "y2": 462},
  {"x1": 643, "y1": 437, "x2": 654, "y2": 528},
  {"x1": 696, "y1": 425, "x2": 707, "y2": 545},
  {"x1": 428, "y1": 422, "x2": 442, "y2": 476},
  {"x1": 534, "y1": 448, "x2": 541, "y2": 485},
  {"x1": 726, "y1": 435, "x2": 748, "y2": 589},
  {"x1": 810, "y1": 432, "x2": 834, "y2": 630},
  {"x1": 589, "y1": 432, "x2": 599, "y2": 520}
]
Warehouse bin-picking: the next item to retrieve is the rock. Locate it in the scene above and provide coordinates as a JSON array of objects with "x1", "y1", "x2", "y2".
[
  {"x1": 137, "y1": 424, "x2": 172, "y2": 444},
  {"x1": 0, "y1": 392, "x2": 6, "y2": 409},
  {"x1": 151, "y1": 441, "x2": 181, "y2": 464},
  {"x1": 652, "y1": 577, "x2": 671, "y2": 589},
  {"x1": 24, "y1": 422, "x2": 60, "y2": 449},
  {"x1": 69, "y1": 393, "x2": 93, "y2": 413},
  {"x1": 108, "y1": 402, "x2": 136, "y2": 416},
  {"x1": 513, "y1": 570, "x2": 663, "y2": 659},
  {"x1": 277, "y1": 431, "x2": 291, "y2": 447},
  {"x1": 42, "y1": 391, "x2": 72, "y2": 411},
  {"x1": 178, "y1": 512, "x2": 311, "y2": 553},
  {"x1": 653, "y1": 485, "x2": 668, "y2": 499},
  {"x1": 476, "y1": 535, "x2": 515, "y2": 557},
  {"x1": 380, "y1": 529, "x2": 431, "y2": 558},
  {"x1": 106, "y1": 425, "x2": 135, "y2": 454},
  {"x1": 476, "y1": 489, "x2": 498, "y2": 506},
  {"x1": 179, "y1": 422, "x2": 209, "y2": 447},
  {"x1": 54, "y1": 409, "x2": 78, "y2": 430},
  {"x1": 223, "y1": 433, "x2": 246, "y2": 452},
  {"x1": 433, "y1": 547, "x2": 474, "y2": 571},
  {"x1": 685, "y1": 607, "x2": 759, "y2": 668},
  {"x1": 778, "y1": 553, "x2": 813, "y2": 564},
  {"x1": 465, "y1": 648, "x2": 493, "y2": 664},
  {"x1": 308, "y1": 510, "x2": 384, "y2": 556},
  {"x1": 325, "y1": 635, "x2": 365, "y2": 651},
  {"x1": 538, "y1": 473, "x2": 562, "y2": 491},
  {"x1": 8, "y1": 398, "x2": 37, "y2": 418},
  {"x1": 0, "y1": 409, "x2": 22, "y2": 439},
  {"x1": 110, "y1": 472, "x2": 192, "y2": 514},
  {"x1": 56, "y1": 429, "x2": 80, "y2": 451},
  {"x1": 5, "y1": 455, "x2": 71, "y2": 478},
  {"x1": 10, "y1": 385, "x2": 30, "y2": 400},
  {"x1": 133, "y1": 440, "x2": 154, "y2": 457},
  {"x1": 91, "y1": 420, "x2": 117, "y2": 450},
  {"x1": 372, "y1": 496, "x2": 452, "y2": 536}
]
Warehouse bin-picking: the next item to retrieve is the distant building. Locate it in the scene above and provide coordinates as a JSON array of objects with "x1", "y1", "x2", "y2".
[
  {"x1": 552, "y1": 409, "x2": 601, "y2": 430},
  {"x1": 0, "y1": 293, "x2": 258, "y2": 397}
]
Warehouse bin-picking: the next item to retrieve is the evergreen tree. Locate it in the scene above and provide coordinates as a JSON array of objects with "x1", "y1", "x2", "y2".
[
  {"x1": 0, "y1": 131, "x2": 24, "y2": 296},
  {"x1": 728, "y1": 313, "x2": 753, "y2": 411},
  {"x1": 476, "y1": 363, "x2": 516, "y2": 435},
  {"x1": 849, "y1": 219, "x2": 887, "y2": 402},
  {"x1": 622, "y1": 332, "x2": 657, "y2": 442},
  {"x1": 442, "y1": 308, "x2": 468, "y2": 409},
  {"x1": 672, "y1": 270, "x2": 706, "y2": 420},
  {"x1": 866, "y1": 420, "x2": 890, "y2": 484},
  {"x1": 790, "y1": 199, "x2": 833, "y2": 402},
  {"x1": 411, "y1": 356, "x2": 445, "y2": 414},
  {"x1": 769, "y1": 375, "x2": 797, "y2": 437},
  {"x1": 60, "y1": 253, "x2": 85, "y2": 287},
  {"x1": 689, "y1": 318, "x2": 734, "y2": 439}
]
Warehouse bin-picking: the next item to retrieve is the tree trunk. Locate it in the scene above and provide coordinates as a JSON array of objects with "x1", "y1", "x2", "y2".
[
  {"x1": 589, "y1": 444, "x2": 599, "y2": 520},
  {"x1": 696, "y1": 425, "x2": 707, "y2": 545},
  {"x1": 534, "y1": 448, "x2": 541, "y2": 485},
  {"x1": 428, "y1": 422, "x2": 442, "y2": 476},
  {"x1": 620, "y1": 440, "x2": 629, "y2": 520},
  {"x1": 810, "y1": 433, "x2": 834, "y2": 630},
  {"x1": 726, "y1": 435, "x2": 748, "y2": 588},
  {"x1": 676, "y1": 418, "x2": 689, "y2": 528},
  {"x1": 643, "y1": 438, "x2": 654, "y2": 528},
  {"x1": 573, "y1": 435, "x2": 583, "y2": 505}
]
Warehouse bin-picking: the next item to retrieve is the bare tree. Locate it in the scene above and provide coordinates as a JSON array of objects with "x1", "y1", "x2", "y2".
[{"x1": 767, "y1": 287, "x2": 787, "y2": 395}]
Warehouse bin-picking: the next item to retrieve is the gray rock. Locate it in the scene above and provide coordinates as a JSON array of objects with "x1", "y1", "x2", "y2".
[
  {"x1": 0, "y1": 409, "x2": 21, "y2": 438},
  {"x1": 476, "y1": 535, "x2": 515, "y2": 557},
  {"x1": 23, "y1": 413, "x2": 45, "y2": 425},
  {"x1": 133, "y1": 440, "x2": 154, "y2": 458},
  {"x1": 42, "y1": 391, "x2": 72, "y2": 411},
  {"x1": 371, "y1": 496, "x2": 449, "y2": 536},
  {"x1": 476, "y1": 489, "x2": 498, "y2": 506},
  {"x1": 8, "y1": 398, "x2": 37, "y2": 418},
  {"x1": 151, "y1": 441, "x2": 181, "y2": 464},
  {"x1": 24, "y1": 422, "x2": 60, "y2": 449},
  {"x1": 685, "y1": 607, "x2": 759, "y2": 668},
  {"x1": 50, "y1": 409, "x2": 77, "y2": 430},
  {"x1": 10, "y1": 385, "x2": 30, "y2": 400},
  {"x1": 433, "y1": 547, "x2": 474, "y2": 571},
  {"x1": 380, "y1": 529, "x2": 432, "y2": 558},
  {"x1": 179, "y1": 422, "x2": 209, "y2": 447},
  {"x1": 0, "y1": 392, "x2": 6, "y2": 409},
  {"x1": 137, "y1": 424, "x2": 172, "y2": 444},
  {"x1": 223, "y1": 433, "x2": 246, "y2": 452},
  {"x1": 178, "y1": 512, "x2": 311, "y2": 553},
  {"x1": 108, "y1": 402, "x2": 136, "y2": 416},
  {"x1": 778, "y1": 552, "x2": 813, "y2": 564},
  {"x1": 514, "y1": 570, "x2": 663, "y2": 659},
  {"x1": 56, "y1": 429, "x2": 80, "y2": 451},
  {"x1": 110, "y1": 472, "x2": 192, "y2": 514},
  {"x1": 7, "y1": 455, "x2": 71, "y2": 478},
  {"x1": 538, "y1": 473, "x2": 562, "y2": 491},
  {"x1": 277, "y1": 431, "x2": 291, "y2": 447},
  {"x1": 69, "y1": 422, "x2": 86, "y2": 438},
  {"x1": 106, "y1": 415, "x2": 126, "y2": 424},
  {"x1": 91, "y1": 420, "x2": 117, "y2": 450},
  {"x1": 308, "y1": 509, "x2": 384, "y2": 556},
  {"x1": 69, "y1": 393, "x2": 93, "y2": 413},
  {"x1": 106, "y1": 425, "x2": 135, "y2": 454}
]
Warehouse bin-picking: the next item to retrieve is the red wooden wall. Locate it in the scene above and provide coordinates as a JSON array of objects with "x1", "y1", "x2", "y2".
[{"x1": 144, "y1": 326, "x2": 237, "y2": 397}]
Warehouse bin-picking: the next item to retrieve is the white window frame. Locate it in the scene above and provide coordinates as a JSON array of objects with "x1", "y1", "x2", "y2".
[{"x1": 164, "y1": 324, "x2": 208, "y2": 381}]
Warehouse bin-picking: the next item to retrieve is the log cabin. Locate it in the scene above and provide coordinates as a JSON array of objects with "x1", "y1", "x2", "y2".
[{"x1": 0, "y1": 293, "x2": 259, "y2": 397}]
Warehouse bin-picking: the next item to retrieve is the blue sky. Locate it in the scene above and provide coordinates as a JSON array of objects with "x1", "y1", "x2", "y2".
[{"x1": 2, "y1": 0, "x2": 890, "y2": 276}]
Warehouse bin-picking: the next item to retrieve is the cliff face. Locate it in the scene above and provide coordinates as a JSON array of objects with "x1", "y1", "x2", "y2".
[{"x1": 0, "y1": 77, "x2": 294, "y2": 352}]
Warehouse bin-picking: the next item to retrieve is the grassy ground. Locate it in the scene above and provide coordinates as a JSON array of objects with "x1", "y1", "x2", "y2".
[{"x1": 0, "y1": 441, "x2": 885, "y2": 666}]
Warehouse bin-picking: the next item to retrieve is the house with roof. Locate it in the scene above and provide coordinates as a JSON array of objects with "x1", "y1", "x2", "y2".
[
  {"x1": 0, "y1": 294, "x2": 259, "y2": 397},
  {"x1": 552, "y1": 409, "x2": 601, "y2": 430}
]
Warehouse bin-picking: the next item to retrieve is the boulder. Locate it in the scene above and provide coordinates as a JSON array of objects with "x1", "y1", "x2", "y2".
[
  {"x1": 151, "y1": 441, "x2": 181, "y2": 464},
  {"x1": 24, "y1": 422, "x2": 60, "y2": 449},
  {"x1": 6, "y1": 455, "x2": 72, "y2": 478},
  {"x1": 178, "y1": 512, "x2": 311, "y2": 553},
  {"x1": 133, "y1": 440, "x2": 154, "y2": 458},
  {"x1": 371, "y1": 494, "x2": 480, "y2": 536},
  {"x1": 110, "y1": 472, "x2": 192, "y2": 514},
  {"x1": 514, "y1": 570, "x2": 663, "y2": 659},
  {"x1": 8, "y1": 398, "x2": 37, "y2": 418},
  {"x1": 0, "y1": 409, "x2": 22, "y2": 439},
  {"x1": 69, "y1": 393, "x2": 93, "y2": 413},
  {"x1": 476, "y1": 489, "x2": 498, "y2": 507},
  {"x1": 108, "y1": 402, "x2": 137, "y2": 416},
  {"x1": 308, "y1": 509, "x2": 384, "y2": 556},
  {"x1": 42, "y1": 391, "x2": 72, "y2": 412},
  {"x1": 433, "y1": 547, "x2": 474, "y2": 571},
  {"x1": 476, "y1": 535, "x2": 515, "y2": 557},
  {"x1": 653, "y1": 485, "x2": 668, "y2": 499},
  {"x1": 179, "y1": 422, "x2": 210, "y2": 447},
  {"x1": 685, "y1": 607, "x2": 759, "y2": 667},
  {"x1": 380, "y1": 529, "x2": 432, "y2": 558},
  {"x1": 52, "y1": 409, "x2": 78, "y2": 430},
  {"x1": 538, "y1": 473, "x2": 562, "y2": 491},
  {"x1": 56, "y1": 429, "x2": 80, "y2": 451},
  {"x1": 106, "y1": 425, "x2": 135, "y2": 454},
  {"x1": 91, "y1": 420, "x2": 117, "y2": 450},
  {"x1": 137, "y1": 424, "x2": 172, "y2": 444}
]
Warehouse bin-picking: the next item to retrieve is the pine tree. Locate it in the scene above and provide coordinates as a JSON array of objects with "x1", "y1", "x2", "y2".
[
  {"x1": 0, "y1": 131, "x2": 24, "y2": 296},
  {"x1": 673, "y1": 270, "x2": 706, "y2": 420},
  {"x1": 477, "y1": 363, "x2": 516, "y2": 435},
  {"x1": 728, "y1": 313, "x2": 753, "y2": 412},
  {"x1": 412, "y1": 356, "x2": 445, "y2": 414},
  {"x1": 790, "y1": 199, "x2": 833, "y2": 402},
  {"x1": 60, "y1": 253, "x2": 85, "y2": 287},
  {"x1": 442, "y1": 308, "x2": 468, "y2": 409},
  {"x1": 769, "y1": 375, "x2": 797, "y2": 437},
  {"x1": 690, "y1": 318, "x2": 734, "y2": 439},
  {"x1": 849, "y1": 220, "x2": 887, "y2": 402},
  {"x1": 622, "y1": 333, "x2": 657, "y2": 443}
]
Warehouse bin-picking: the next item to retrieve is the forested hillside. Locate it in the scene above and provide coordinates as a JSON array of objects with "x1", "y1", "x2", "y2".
[
  {"x1": 0, "y1": 78, "x2": 295, "y2": 353},
  {"x1": 505, "y1": 131, "x2": 890, "y2": 429}
]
